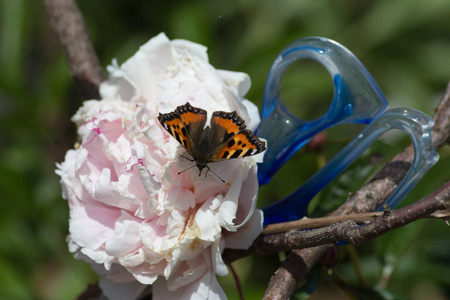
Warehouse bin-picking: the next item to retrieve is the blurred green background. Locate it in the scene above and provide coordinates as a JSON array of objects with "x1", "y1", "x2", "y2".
[{"x1": 1, "y1": 0, "x2": 449, "y2": 299}]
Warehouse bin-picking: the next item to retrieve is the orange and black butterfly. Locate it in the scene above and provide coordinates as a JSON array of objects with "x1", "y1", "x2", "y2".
[{"x1": 158, "y1": 102, "x2": 266, "y2": 181}]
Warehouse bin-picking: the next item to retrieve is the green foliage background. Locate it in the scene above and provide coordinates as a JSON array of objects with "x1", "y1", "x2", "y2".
[{"x1": 0, "y1": 0, "x2": 449, "y2": 299}]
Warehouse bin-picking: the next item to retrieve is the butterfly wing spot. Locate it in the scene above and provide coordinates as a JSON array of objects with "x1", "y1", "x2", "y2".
[
  {"x1": 227, "y1": 138, "x2": 247, "y2": 149},
  {"x1": 212, "y1": 129, "x2": 266, "y2": 161},
  {"x1": 175, "y1": 131, "x2": 188, "y2": 148},
  {"x1": 176, "y1": 102, "x2": 207, "y2": 126},
  {"x1": 242, "y1": 148, "x2": 255, "y2": 157},
  {"x1": 230, "y1": 149, "x2": 243, "y2": 159},
  {"x1": 167, "y1": 121, "x2": 188, "y2": 147}
]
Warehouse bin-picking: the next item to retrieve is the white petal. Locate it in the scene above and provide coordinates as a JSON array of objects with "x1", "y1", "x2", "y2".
[
  {"x1": 69, "y1": 203, "x2": 119, "y2": 251},
  {"x1": 232, "y1": 165, "x2": 259, "y2": 228},
  {"x1": 138, "y1": 164, "x2": 160, "y2": 198},
  {"x1": 211, "y1": 239, "x2": 227, "y2": 276},
  {"x1": 241, "y1": 98, "x2": 261, "y2": 132},
  {"x1": 224, "y1": 209, "x2": 263, "y2": 249},
  {"x1": 217, "y1": 69, "x2": 251, "y2": 97},
  {"x1": 154, "y1": 252, "x2": 227, "y2": 300},
  {"x1": 196, "y1": 199, "x2": 221, "y2": 241},
  {"x1": 105, "y1": 212, "x2": 142, "y2": 257},
  {"x1": 218, "y1": 168, "x2": 243, "y2": 231}
]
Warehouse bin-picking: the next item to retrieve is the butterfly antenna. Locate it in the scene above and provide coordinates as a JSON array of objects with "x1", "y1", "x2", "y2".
[
  {"x1": 178, "y1": 164, "x2": 197, "y2": 175},
  {"x1": 205, "y1": 165, "x2": 226, "y2": 184}
]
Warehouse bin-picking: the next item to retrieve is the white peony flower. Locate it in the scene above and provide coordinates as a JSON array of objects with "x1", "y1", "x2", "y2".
[{"x1": 56, "y1": 33, "x2": 264, "y2": 300}]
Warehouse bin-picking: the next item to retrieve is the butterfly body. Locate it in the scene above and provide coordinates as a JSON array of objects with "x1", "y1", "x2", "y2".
[{"x1": 158, "y1": 102, "x2": 266, "y2": 177}]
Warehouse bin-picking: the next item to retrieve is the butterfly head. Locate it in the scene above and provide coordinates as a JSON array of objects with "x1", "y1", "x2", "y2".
[
  {"x1": 178, "y1": 156, "x2": 226, "y2": 183},
  {"x1": 196, "y1": 161, "x2": 207, "y2": 175}
]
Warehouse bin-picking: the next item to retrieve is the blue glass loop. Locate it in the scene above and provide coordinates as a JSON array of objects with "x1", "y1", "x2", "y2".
[
  {"x1": 256, "y1": 37, "x2": 389, "y2": 185},
  {"x1": 262, "y1": 108, "x2": 439, "y2": 225}
]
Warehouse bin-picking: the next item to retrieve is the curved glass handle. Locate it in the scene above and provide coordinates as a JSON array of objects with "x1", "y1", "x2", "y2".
[
  {"x1": 256, "y1": 37, "x2": 389, "y2": 185},
  {"x1": 262, "y1": 108, "x2": 439, "y2": 225}
]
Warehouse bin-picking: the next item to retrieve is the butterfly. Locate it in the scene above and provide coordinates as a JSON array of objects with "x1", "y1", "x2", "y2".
[{"x1": 158, "y1": 102, "x2": 266, "y2": 182}]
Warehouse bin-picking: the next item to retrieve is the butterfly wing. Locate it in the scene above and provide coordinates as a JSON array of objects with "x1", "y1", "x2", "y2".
[
  {"x1": 158, "y1": 102, "x2": 207, "y2": 156},
  {"x1": 209, "y1": 111, "x2": 266, "y2": 162}
]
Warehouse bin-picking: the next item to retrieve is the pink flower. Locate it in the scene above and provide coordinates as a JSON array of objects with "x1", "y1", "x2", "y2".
[{"x1": 56, "y1": 33, "x2": 264, "y2": 300}]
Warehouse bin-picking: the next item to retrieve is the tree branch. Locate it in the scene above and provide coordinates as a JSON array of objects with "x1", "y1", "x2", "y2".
[
  {"x1": 45, "y1": 0, "x2": 105, "y2": 99},
  {"x1": 262, "y1": 206, "x2": 449, "y2": 235},
  {"x1": 223, "y1": 181, "x2": 450, "y2": 262},
  {"x1": 263, "y1": 212, "x2": 384, "y2": 235},
  {"x1": 253, "y1": 182, "x2": 450, "y2": 253},
  {"x1": 431, "y1": 81, "x2": 450, "y2": 148},
  {"x1": 263, "y1": 246, "x2": 328, "y2": 300}
]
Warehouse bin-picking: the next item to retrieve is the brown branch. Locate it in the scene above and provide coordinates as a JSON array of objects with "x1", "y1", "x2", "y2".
[
  {"x1": 223, "y1": 181, "x2": 450, "y2": 263},
  {"x1": 262, "y1": 207, "x2": 450, "y2": 235},
  {"x1": 432, "y1": 81, "x2": 450, "y2": 148},
  {"x1": 263, "y1": 212, "x2": 384, "y2": 235},
  {"x1": 254, "y1": 182, "x2": 450, "y2": 253},
  {"x1": 263, "y1": 246, "x2": 328, "y2": 300},
  {"x1": 46, "y1": 2, "x2": 105, "y2": 298},
  {"x1": 45, "y1": 0, "x2": 105, "y2": 99}
]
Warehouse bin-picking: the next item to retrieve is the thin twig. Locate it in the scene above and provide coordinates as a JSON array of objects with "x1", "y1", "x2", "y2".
[
  {"x1": 229, "y1": 263, "x2": 245, "y2": 300},
  {"x1": 45, "y1": 0, "x2": 105, "y2": 99},
  {"x1": 263, "y1": 207, "x2": 450, "y2": 235},
  {"x1": 263, "y1": 212, "x2": 383, "y2": 235}
]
